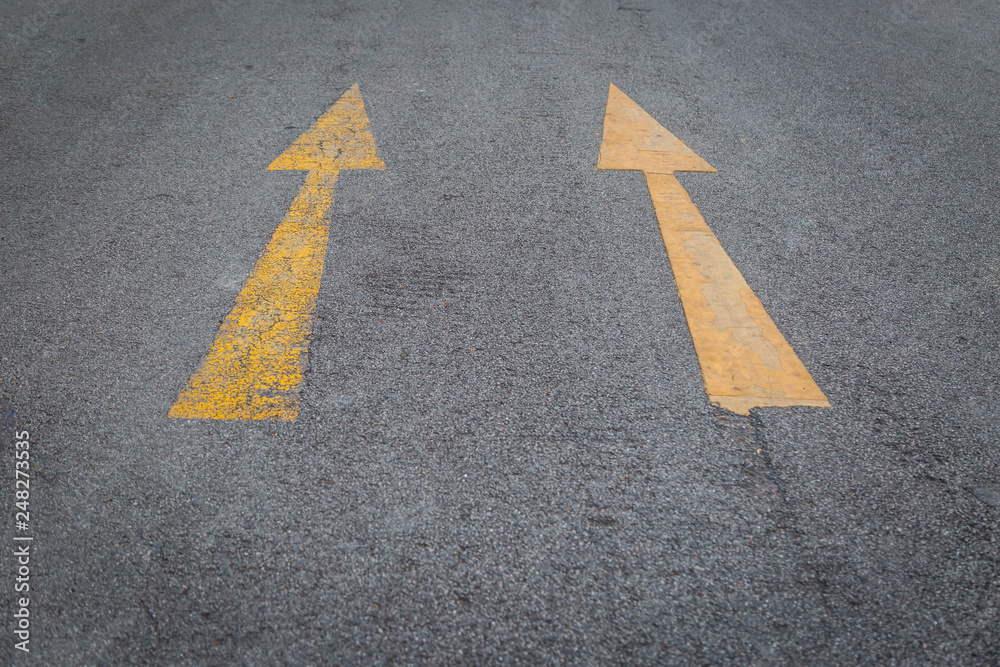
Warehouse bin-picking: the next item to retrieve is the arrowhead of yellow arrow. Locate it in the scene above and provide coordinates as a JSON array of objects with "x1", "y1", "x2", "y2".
[
  {"x1": 268, "y1": 83, "x2": 385, "y2": 173},
  {"x1": 597, "y1": 83, "x2": 716, "y2": 175}
]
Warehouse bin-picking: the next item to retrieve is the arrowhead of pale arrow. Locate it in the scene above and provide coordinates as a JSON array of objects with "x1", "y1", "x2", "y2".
[
  {"x1": 597, "y1": 83, "x2": 716, "y2": 175},
  {"x1": 268, "y1": 83, "x2": 385, "y2": 173}
]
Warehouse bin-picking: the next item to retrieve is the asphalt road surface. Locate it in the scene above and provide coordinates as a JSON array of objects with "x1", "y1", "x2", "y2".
[{"x1": 1, "y1": 0, "x2": 998, "y2": 664}]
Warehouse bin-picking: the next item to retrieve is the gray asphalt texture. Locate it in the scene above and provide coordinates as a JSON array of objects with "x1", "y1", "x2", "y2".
[{"x1": 1, "y1": 0, "x2": 998, "y2": 664}]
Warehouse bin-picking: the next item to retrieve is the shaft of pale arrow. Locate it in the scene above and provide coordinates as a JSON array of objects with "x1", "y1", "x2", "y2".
[
  {"x1": 644, "y1": 172, "x2": 829, "y2": 415},
  {"x1": 169, "y1": 170, "x2": 339, "y2": 421}
]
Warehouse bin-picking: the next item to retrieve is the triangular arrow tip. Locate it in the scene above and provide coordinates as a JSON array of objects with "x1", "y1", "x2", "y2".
[
  {"x1": 269, "y1": 83, "x2": 385, "y2": 173},
  {"x1": 597, "y1": 83, "x2": 716, "y2": 174}
]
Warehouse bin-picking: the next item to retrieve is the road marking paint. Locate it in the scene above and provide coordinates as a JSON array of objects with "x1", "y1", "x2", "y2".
[
  {"x1": 170, "y1": 84, "x2": 383, "y2": 421},
  {"x1": 597, "y1": 83, "x2": 829, "y2": 415}
]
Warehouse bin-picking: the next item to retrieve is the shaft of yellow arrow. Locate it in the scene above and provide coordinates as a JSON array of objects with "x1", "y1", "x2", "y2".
[
  {"x1": 644, "y1": 172, "x2": 830, "y2": 415},
  {"x1": 169, "y1": 170, "x2": 339, "y2": 421}
]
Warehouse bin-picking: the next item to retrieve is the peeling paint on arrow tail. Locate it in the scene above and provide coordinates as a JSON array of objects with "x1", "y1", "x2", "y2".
[{"x1": 169, "y1": 171, "x2": 338, "y2": 421}]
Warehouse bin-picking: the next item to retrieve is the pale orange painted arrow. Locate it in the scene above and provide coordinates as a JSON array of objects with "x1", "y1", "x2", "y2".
[
  {"x1": 598, "y1": 83, "x2": 829, "y2": 415},
  {"x1": 170, "y1": 84, "x2": 384, "y2": 421}
]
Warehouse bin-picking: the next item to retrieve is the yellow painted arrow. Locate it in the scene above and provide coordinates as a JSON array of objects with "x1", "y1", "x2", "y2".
[
  {"x1": 170, "y1": 84, "x2": 384, "y2": 421},
  {"x1": 597, "y1": 83, "x2": 829, "y2": 415}
]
